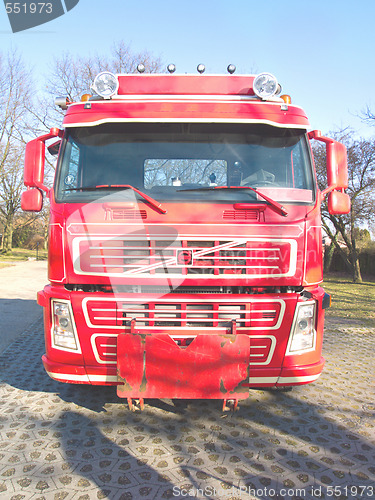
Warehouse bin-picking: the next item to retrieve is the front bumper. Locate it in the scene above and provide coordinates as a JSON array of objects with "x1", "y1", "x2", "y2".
[
  {"x1": 42, "y1": 354, "x2": 325, "y2": 389},
  {"x1": 39, "y1": 284, "x2": 326, "y2": 398}
]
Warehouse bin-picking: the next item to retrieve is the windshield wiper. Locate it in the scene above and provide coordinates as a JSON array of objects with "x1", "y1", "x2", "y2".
[
  {"x1": 177, "y1": 185, "x2": 288, "y2": 216},
  {"x1": 63, "y1": 184, "x2": 167, "y2": 214}
]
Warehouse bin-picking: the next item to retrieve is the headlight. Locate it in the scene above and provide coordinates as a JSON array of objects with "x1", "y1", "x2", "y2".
[
  {"x1": 253, "y1": 73, "x2": 279, "y2": 99},
  {"x1": 52, "y1": 300, "x2": 80, "y2": 352},
  {"x1": 286, "y1": 302, "x2": 316, "y2": 354},
  {"x1": 91, "y1": 71, "x2": 119, "y2": 99}
]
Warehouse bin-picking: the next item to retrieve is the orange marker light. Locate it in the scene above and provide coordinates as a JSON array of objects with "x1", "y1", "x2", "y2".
[
  {"x1": 280, "y1": 94, "x2": 292, "y2": 104},
  {"x1": 81, "y1": 94, "x2": 92, "y2": 102}
]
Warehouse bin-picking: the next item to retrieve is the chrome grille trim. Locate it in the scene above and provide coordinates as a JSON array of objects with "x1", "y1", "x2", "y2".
[
  {"x1": 83, "y1": 297, "x2": 286, "y2": 331},
  {"x1": 73, "y1": 236, "x2": 297, "y2": 278}
]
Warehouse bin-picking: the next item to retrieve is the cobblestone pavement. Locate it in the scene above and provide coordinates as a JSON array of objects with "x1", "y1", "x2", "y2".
[
  {"x1": 0, "y1": 261, "x2": 47, "y2": 352},
  {"x1": 0, "y1": 317, "x2": 374, "y2": 500}
]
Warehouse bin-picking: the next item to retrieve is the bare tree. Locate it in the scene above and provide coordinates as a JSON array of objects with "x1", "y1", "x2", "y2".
[
  {"x1": 0, "y1": 44, "x2": 163, "y2": 252},
  {"x1": 361, "y1": 104, "x2": 375, "y2": 124},
  {"x1": 0, "y1": 145, "x2": 26, "y2": 252},
  {"x1": 313, "y1": 129, "x2": 375, "y2": 282},
  {"x1": 0, "y1": 50, "x2": 36, "y2": 252},
  {"x1": 0, "y1": 49, "x2": 33, "y2": 174},
  {"x1": 30, "y1": 40, "x2": 164, "y2": 133}
]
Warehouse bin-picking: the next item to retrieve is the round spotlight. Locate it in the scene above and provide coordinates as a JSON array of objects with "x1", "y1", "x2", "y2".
[
  {"x1": 137, "y1": 63, "x2": 146, "y2": 73},
  {"x1": 197, "y1": 64, "x2": 206, "y2": 74},
  {"x1": 227, "y1": 64, "x2": 236, "y2": 74},
  {"x1": 253, "y1": 73, "x2": 279, "y2": 99},
  {"x1": 91, "y1": 71, "x2": 119, "y2": 99},
  {"x1": 167, "y1": 64, "x2": 176, "y2": 73}
]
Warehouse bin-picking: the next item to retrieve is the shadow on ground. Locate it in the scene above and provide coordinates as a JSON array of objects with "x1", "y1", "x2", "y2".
[{"x1": 0, "y1": 322, "x2": 373, "y2": 498}]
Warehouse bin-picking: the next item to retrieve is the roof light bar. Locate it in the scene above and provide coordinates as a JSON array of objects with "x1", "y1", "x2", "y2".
[{"x1": 91, "y1": 71, "x2": 119, "y2": 99}]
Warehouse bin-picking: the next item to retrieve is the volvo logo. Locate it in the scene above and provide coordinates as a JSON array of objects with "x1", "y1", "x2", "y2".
[{"x1": 177, "y1": 249, "x2": 193, "y2": 266}]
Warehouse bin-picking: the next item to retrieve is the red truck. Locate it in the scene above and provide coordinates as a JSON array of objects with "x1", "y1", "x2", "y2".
[{"x1": 22, "y1": 68, "x2": 350, "y2": 409}]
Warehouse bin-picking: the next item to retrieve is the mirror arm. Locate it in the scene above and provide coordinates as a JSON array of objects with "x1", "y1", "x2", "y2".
[
  {"x1": 38, "y1": 127, "x2": 63, "y2": 143},
  {"x1": 321, "y1": 185, "x2": 337, "y2": 198},
  {"x1": 34, "y1": 182, "x2": 50, "y2": 194},
  {"x1": 309, "y1": 130, "x2": 334, "y2": 146},
  {"x1": 321, "y1": 186, "x2": 347, "y2": 199}
]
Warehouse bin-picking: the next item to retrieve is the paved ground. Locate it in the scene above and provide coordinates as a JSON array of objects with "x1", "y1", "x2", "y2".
[
  {"x1": 0, "y1": 262, "x2": 374, "y2": 499},
  {"x1": 0, "y1": 260, "x2": 47, "y2": 352}
]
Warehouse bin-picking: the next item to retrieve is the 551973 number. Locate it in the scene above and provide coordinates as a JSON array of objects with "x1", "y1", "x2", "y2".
[{"x1": 5, "y1": 3, "x2": 53, "y2": 14}]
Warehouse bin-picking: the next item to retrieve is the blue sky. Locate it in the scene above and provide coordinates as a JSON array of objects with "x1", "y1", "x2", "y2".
[{"x1": 1, "y1": 0, "x2": 375, "y2": 137}]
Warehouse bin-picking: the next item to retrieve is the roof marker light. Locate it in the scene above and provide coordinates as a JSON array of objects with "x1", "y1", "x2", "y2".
[
  {"x1": 167, "y1": 64, "x2": 176, "y2": 73},
  {"x1": 227, "y1": 64, "x2": 236, "y2": 74},
  {"x1": 253, "y1": 73, "x2": 279, "y2": 100},
  {"x1": 280, "y1": 94, "x2": 291, "y2": 104},
  {"x1": 55, "y1": 96, "x2": 69, "y2": 110},
  {"x1": 137, "y1": 63, "x2": 146, "y2": 73},
  {"x1": 197, "y1": 64, "x2": 205, "y2": 74},
  {"x1": 91, "y1": 71, "x2": 119, "y2": 99}
]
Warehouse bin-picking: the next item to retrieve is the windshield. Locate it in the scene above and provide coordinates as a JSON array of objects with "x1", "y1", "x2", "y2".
[{"x1": 55, "y1": 123, "x2": 315, "y2": 204}]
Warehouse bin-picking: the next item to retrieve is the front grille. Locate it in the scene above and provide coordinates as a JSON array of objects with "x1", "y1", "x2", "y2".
[
  {"x1": 91, "y1": 334, "x2": 117, "y2": 364},
  {"x1": 74, "y1": 236, "x2": 295, "y2": 278},
  {"x1": 84, "y1": 298, "x2": 284, "y2": 330}
]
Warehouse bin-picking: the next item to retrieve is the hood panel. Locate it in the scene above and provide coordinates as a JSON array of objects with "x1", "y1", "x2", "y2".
[{"x1": 48, "y1": 201, "x2": 316, "y2": 288}]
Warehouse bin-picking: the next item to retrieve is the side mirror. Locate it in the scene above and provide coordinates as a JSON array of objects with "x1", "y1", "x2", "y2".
[
  {"x1": 309, "y1": 131, "x2": 351, "y2": 215},
  {"x1": 24, "y1": 138, "x2": 46, "y2": 188},
  {"x1": 326, "y1": 140, "x2": 348, "y2": 190},
  {"x1": 309, "y1": 130, "x2": 348, "y2": 193},
  {"x1": 327, "y1": 190, "x2": 350, "y2": 215},
  {"x1": 23, "y1": 127, "x2": 62, "y2": 193},
  {"x1": 21, "y1": 188, "x2": 43, "y2": 212}
]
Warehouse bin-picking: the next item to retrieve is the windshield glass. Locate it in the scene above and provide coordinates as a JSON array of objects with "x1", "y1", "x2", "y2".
[{"x1": 55, "y1": 123, "x2": 314, "y2": 203}]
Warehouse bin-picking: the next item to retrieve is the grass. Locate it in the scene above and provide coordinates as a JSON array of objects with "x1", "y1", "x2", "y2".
[
  {"x1": 0, "y1": 248, "x2": 47, "y2": 268},
  {"x1": 323, "y1": 273, "x2": 375, "y2": 327},
  {"x1": 0, "y1": 262, "x2": 14, "y2": 269}
]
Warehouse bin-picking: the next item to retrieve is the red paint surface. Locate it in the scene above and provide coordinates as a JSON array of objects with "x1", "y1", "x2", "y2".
[
  {"x1": 64, "y1": 100, "x2": 309, "y2": 129},
  {"x1": 30, "y1": 73, "x2": 336, "y2": 400},
  {"x1": 117, "y1": 333, "x2": 250, "y2": 399}
]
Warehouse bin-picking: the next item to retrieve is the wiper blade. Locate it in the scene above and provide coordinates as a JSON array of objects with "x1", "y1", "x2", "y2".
[
  {"x1": 177, "y1": 186, "x2": 288, "y2": 216},
  {"x1": 63, "y1": 184, "x2": 167, "y2": 214}
]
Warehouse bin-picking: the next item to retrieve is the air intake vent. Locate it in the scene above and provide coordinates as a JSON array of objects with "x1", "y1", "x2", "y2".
[
  {"x1": 105, "y1": 208, "x2": 147, "y2": 220},
  {"x1": 223, "y1": 210, "x2": 260, "y2": 221},
  {"x1": 112, "y1": 209, "x2": 147, "y2": 220}
]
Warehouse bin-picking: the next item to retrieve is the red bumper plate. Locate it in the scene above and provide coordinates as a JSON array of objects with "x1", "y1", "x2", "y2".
[{"x1": 117, "y1": 333, "x2": 250, "y2": 400}]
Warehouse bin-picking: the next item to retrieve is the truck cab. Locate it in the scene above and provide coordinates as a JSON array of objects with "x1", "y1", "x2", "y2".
[{"x1": 22, "y1": 69, "x2": 350, "y2": 408}]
